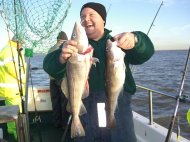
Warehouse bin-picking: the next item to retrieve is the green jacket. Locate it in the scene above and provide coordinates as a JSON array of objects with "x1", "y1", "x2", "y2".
[{"x1": 43, "y1": 29, "x2": 154, "y2": 94}]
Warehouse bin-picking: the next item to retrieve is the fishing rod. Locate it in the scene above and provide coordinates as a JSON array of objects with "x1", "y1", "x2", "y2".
[
  {"x1": 106, "y1": 4, "x2": 112, "y2": 16},
  {"x1": 61, "y1": 115, "x2": 72, "y2": 142},
  {"x1": 1, "y1": 6, "x2": 29, "y2": 142},
  {"x1": 147, "y1": 1, "x2": 163, "y2": 35},
  {"x1": 13, "y1": 0, "x2": 25, "y2": 113},
  {"x1": 131, "y1": 1, "x2": 164, "y2": 72},
  {"x1": 12, "y1": 0, "x2": 30, "y2": 141},
  {"x1": 165, "y1": 47, "x2": 190, "y2": 142}
]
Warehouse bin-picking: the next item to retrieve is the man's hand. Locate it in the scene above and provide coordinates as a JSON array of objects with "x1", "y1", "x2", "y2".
[
  {"x1": 113, "y1": 32, "x2": 138, "y2": 50},
  {"x1": 59, "y1": 40, "x2": 78, "y2": 64}
]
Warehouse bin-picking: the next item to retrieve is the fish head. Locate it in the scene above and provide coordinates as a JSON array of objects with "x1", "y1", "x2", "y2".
[
  {"x1": 106, "y1": 39, "x2": 125, "y2": 61},
  {"x1": 71, "y1": 22, "x2": 89, "y2": 54}
]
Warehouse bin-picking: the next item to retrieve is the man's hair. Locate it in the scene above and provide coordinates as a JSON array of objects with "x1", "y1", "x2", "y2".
[{"x1": 57, "y1": 31, "x2": 68, "y2": 40}]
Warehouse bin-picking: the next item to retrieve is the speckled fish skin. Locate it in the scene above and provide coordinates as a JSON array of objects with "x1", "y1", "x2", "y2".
[
  {"x1": 106, "y1": 39, "x2": 126, "y2": 128},
  {"x1": 66, "y1": 48, "x2": 93, "y2": 138},
  {"x1": 62, "y1": 21, "x2": 95, "y2": 138}
]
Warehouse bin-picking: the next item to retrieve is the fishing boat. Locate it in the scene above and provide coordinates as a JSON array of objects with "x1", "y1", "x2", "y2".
[{"x1": 0, "y1": 82, "x2": 190, "y2": 142}]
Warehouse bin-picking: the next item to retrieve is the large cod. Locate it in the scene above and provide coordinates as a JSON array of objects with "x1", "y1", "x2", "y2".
[
  {"x1": 105, "y1": 39, "x2": 126, "y2": 128},
  {"x1": 61, "y1": 22, "x2": 98, "y2": 138}
]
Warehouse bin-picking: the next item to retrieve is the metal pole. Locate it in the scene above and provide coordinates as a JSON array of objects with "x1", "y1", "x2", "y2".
[
  {"x1": 23, "y1": 56, "x2": 31, "y2": 142},
  {"x1": 61, "y1": 115, "x2": 72, "y2": 142},
  {"x1": 148, "y1": 90, "x2": 153, "y2": 125}
]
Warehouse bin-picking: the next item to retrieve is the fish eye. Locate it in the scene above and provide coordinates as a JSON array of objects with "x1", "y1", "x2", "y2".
[{"x1": 72, "y1": 33, "x2": 77, "y2": 39}]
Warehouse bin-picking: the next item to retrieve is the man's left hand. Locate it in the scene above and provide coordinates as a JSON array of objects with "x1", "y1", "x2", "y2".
[{"x1": 113, "y1": 32, "x2": 137, "y2": 50}]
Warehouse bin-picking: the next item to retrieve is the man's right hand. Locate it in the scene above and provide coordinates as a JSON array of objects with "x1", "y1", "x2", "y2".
[{"x1": 59, "y1": 40, "x2": 78, "y2": 64}]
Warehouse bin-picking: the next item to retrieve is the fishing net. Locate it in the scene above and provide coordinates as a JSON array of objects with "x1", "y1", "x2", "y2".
[{"x1": 1, "y1": 0, "x2": 71, "y2": 54}]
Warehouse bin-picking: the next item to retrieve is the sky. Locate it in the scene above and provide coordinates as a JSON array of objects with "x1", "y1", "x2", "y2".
[{"x1": 0, "y1": 0, "x2": 190, "y2": 51}]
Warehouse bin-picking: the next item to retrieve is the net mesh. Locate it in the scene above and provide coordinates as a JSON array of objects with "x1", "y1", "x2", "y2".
[{"x1": 1, "y1": 0, "x2": 71, "y2": 54}]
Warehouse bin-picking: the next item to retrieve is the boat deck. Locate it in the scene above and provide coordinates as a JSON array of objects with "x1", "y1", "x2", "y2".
[
  {"x1": 2, "y1": 111, "x2": 190, "y2": 142},
  {"x1": 1, "y1": 111, "x2": 73, "y2": 142}
]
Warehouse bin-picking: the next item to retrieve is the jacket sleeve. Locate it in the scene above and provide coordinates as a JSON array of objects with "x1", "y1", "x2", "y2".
[
  {"x1": 43, "y1": 48, "x2": 66, "y2": 80},
  {"x1": 124, "y1": 31, "x2": 155, "y2": 65}
]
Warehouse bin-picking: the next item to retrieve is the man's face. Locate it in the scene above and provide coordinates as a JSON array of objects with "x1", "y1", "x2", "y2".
[{"x1": 80, "y1": 8, "x2": 105, "y2": 40}]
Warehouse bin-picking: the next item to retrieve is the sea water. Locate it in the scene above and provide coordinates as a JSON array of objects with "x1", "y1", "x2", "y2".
[{"x1": 132, "y1": 50, "x2": 190, "y2": 139}]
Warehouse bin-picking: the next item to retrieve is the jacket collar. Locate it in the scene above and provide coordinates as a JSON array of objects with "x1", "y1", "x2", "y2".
[{"x1": 88, "y1": 28, "x2": 112, "y2": 43}]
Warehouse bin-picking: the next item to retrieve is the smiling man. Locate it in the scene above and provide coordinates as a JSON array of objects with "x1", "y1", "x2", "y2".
[{"x1": 43, "y1": 2, "x2": 154, "y2": 142}]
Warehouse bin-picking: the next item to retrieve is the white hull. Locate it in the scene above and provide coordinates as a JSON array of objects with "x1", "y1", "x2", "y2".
[{"x1": 133, "y1": 111, "x2": 189, "y2": 142}]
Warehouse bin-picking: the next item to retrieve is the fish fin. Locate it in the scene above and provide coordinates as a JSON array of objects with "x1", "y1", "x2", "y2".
[
  {"x1": 71, "y1": 116, "x2": 85, "y2": 138},
  {"x1": 79, "y1": 101, "x2": 87, "y2": 115},
  {"x1": 61, "y1": 77, "x2": 69, "y2": 99},
  {"x1": 82, "y1": 81, "x2": 89, "y2": 99},
  {"x1": 67, "y1": 101, "x2": 86, "y2": 115},
  {"x1": 91, "y1": 57, "x2": 99, "y2": 67},
  {"x1": 66, "y1": 102, "x2": 71, "y2": 113}
]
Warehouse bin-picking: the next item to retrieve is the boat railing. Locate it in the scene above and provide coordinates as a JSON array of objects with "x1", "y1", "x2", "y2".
[{"x1": 136, "y1": 84, "x2": 190, "y2": 125}]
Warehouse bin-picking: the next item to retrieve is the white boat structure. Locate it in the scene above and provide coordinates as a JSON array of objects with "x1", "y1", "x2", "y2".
[{"x1": 133, "y1": 111, "x2": 189, "y2": 142}]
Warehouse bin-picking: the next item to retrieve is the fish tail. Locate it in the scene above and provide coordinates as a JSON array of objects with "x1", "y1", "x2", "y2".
[
  {"x1": 66, "y1": 102, "x2": 71, "y2": 113},
  {"x1": 71, "y1": 116, "x2": 85, "y2": 138},
  {"x1": 105, "y1": 101, "x2": 116, "y2": 128}
]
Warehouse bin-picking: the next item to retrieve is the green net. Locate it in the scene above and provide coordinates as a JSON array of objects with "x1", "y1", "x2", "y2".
[{"x1": 1, "y1": 0, "x2": 71, "y2": 54}]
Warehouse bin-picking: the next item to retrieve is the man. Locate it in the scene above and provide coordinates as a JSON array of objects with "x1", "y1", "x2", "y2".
[
  {"x1": 48, "y1": 31, "x2": 68, "y2": 53},
  {"x1": 48, "y1": 31, "x2": 70, "y2": 128},
  {"x1": 43, "y1": 2, "x2": 154, "y2": 142},
  {"x1": 0, "y1": 36, "x2": 26, "y2": 140}
]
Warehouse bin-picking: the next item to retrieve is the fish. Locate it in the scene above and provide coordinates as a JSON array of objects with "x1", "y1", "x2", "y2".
[
  {"x1": 105, "y1": 39, "x2": 126, "y2": 128},
  {"x1": 61, "y1": 22, "x2": 98, "y2": 138},
  {"x1": 65, "y1": 49, "x2": 93, "y2": 138},
  {"x1": 70, "y1": 21, "x2": 89, "y2": 53}
]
